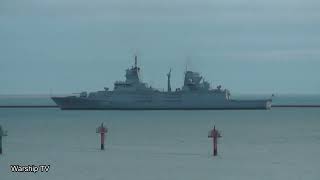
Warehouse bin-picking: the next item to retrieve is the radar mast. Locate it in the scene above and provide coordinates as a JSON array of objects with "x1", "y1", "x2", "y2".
[
  {"x1": 134, "y1": 55, "x2": 137, "y2": 68},
  {"x1": 167, "y1": 68, "x2": 172, "y2": 92}
]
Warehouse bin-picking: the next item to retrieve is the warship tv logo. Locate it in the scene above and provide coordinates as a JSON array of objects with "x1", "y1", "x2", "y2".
[{"x1": 10, "y1": 165, "x2": 50, "y2": 173}]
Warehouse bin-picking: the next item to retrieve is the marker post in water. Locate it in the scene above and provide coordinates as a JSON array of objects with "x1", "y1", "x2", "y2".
[
  {"x1": 208, "y1": 126, "x2": 221, "y2": 156},
  {"x1": 96, "y1": 123, "x2": 108, "y2": 150},
  {"x1": 0, "y1": 125, "x2": 8, "y2": 154}
]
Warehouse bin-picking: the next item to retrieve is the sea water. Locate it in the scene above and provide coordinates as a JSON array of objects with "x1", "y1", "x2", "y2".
[{"x1": 0, "y1": 96, "x2": 320, "y2": 180}]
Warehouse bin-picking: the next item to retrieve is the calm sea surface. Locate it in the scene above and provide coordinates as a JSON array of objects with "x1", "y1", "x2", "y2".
[
  {"x1": 1, "y1": 94, "x2": 320, "y2": 106},
  {"x1": 0, "y1": 95, "x2": 320, "y2": 180}
]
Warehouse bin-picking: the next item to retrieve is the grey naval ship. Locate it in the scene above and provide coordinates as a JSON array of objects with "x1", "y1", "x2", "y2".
[{"x1": 52, "y1": 56, "x2": 272, "y2": 110}]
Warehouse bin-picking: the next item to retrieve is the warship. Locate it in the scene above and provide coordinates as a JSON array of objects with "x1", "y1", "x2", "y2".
[{"x1": 52, "y1": 56, "x2": 272, "y2": 110}]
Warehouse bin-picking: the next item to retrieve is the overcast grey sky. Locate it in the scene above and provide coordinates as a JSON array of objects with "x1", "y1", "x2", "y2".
[{"x1": 1, "y1": 0, "x2": 320, "y2": 94}]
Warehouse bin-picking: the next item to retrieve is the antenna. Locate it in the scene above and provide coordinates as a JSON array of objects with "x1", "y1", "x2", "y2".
[
  {"x1": 185, "y1": 56, "x2": 192, "y2": 72},
  {"x1": 167, "y1": 68, "x2": 172, "y2": 77},
  {"x1": 134, "y1": 55, "x2": 137, "y2": 68}
]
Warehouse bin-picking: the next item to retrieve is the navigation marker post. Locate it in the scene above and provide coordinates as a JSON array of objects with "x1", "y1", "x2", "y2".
[
  {"x1": 0, "y1": 125, "x2": 8, "y2": 154},
  {"x1": 208, "y1": 126, "x2": 221, "y2": 157},
  {"x1": 96, "y1": 123, "x2": 108, "y2": 150}
]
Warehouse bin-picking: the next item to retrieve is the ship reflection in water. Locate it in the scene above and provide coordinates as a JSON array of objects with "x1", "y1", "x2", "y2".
[{"x1": 52, "y1": 56, "x2": 272, "y2": 110}]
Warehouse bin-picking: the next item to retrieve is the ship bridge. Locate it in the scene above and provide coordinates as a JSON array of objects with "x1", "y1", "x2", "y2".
[
  {"x1": 182, "y1": 71, "x2": 210, "y2": 91},
  {"x1": 113, "y1": 55, "x2": 154, "y2": 92}
]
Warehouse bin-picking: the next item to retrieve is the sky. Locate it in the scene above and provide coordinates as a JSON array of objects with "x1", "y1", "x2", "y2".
[{"x1": 0, "y1": 0, "x2": 320, "y2": 94}]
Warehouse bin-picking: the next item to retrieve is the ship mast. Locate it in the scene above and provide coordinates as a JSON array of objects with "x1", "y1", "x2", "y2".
[
  {"x1": 167, "y1": 68, "x2": 172, "y2": 92},
  {"x1": 129, "y1": 54, "x2": 140, "y2": 83},
  {"x1": 134, "y1": 55, "x2": 137, "y2": 68}
]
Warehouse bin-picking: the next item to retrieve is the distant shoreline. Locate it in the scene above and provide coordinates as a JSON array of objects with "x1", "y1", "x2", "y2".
[
  {"x1": 0, "y1": 105, "x2": 320, "y2": 109},
  {"x1": 0, "y1": 105, "x2": 58, "y2": 108},
  {"x1": 272, "y1": 105, "x2": 320, "y2": 107}
]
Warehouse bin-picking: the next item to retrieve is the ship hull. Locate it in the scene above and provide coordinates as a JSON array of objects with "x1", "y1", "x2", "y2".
[{"x1": 52, "y1": 96, "x2": 272, "y2": 110}]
